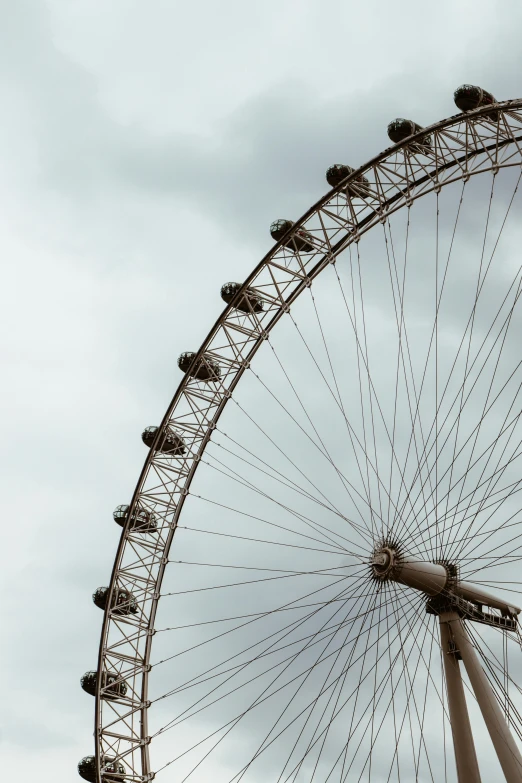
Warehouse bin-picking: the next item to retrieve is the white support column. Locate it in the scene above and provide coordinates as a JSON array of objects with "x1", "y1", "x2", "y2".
[
  {"x1": 450, "y1": 616, "x2": 522, "y2": 783},
  {"x1": 439, "y1": 614, "x2": 481, "y2": 783}
]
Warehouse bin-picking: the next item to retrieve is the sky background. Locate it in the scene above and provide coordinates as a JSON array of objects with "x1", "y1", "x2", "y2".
[{"x1": 2, "y1": 0, "x2": 522, "y2": 780}]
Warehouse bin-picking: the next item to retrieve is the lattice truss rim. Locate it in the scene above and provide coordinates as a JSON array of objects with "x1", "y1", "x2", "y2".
[{"x1": 93, "y1": 99, "x2": 522, "y2": 782}]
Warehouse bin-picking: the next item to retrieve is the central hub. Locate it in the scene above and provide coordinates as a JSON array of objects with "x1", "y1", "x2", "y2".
[
  {"x1": 370, "y1": 540, "x2": 450, "y2": 596},
  {"x1": 371, "y1": 543, "x2": 402, "y2": 581}
]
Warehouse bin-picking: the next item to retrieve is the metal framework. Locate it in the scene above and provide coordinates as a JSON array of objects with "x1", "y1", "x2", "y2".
[{"x1": 91, "y1": 99, "x2": 522, "y2": 782}]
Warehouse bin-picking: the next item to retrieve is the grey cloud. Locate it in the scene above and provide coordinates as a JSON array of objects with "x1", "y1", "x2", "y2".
[{"x1": 3, "y1": 1, "x2": 522, "y2": 781}]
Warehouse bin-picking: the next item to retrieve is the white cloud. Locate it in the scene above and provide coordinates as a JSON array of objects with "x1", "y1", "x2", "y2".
[{"x1": 3, "y1": 0, "x2": 522, "y2": 780}]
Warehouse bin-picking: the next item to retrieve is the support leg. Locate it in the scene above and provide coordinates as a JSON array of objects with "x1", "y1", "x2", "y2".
[
  {"x1": 450, "y1": 615, "x2": 522, "y2": 782},
  {"x1": 439, "y1": 615, "x2": 481, "y2": 782}
]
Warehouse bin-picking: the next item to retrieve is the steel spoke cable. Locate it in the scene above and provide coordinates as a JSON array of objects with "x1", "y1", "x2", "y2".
[
  {"x1": 227, "y1": 393, "x2": 377, "y2": 544},
  {"x1": 449, "y1": 398, "x2": 522, "y2": 564},
  {"x1": 443, "y1": 274, "x2": 522, "y2": 562},
  {"x1": 284, "y1": 305, "x2": 397, "y2": 536},
  {"x1": 455, "y1": 503, "x2": 522, "y2": 572},
  {"x1": 332, "y1": 259, "x2": 420, "y2": 534},
  {"x1": 155, "y1": 580, "x2": 381, "y2": 778},
  {"x1": 435, "y1": 189, "x2": 440, "y2": 559},
  {"x1": 208, "y1": 436, "x2": 362, "y2": 523},
  {"x1": 307, "y1": 590, "x2": 383, "y2": 783},
  {"x1": 161, "y1": 560, "x2": 361, "y2": 576},
  {"x1": 265, "y1": 595, "x2": 425, "y2": 783},
  {"x1": 397, "y1": 396, "x2": 522, "y2": 556},
  {"x1": 173, "y1": 516, "x2": 355, "y2": 557},
  {"x1": 260, "y1": 327, "x2": 380, "y2": 536},
  {"x1": 196, "y1": 587, "x2": 369, "y2": 783},
  {"x1": 332, "y1": 234, "x2": 423, "y2": 528},
  {"x1": 367, "y1": 586, "x2": 385, "y2": 781},
  {"x1": 279, "y1": 591, "x2": 424, "y2": 783},
  {"x1": 155, "y1": 596, "x2": 378, "y2": 634},
  {"x1": 335, "y1": 593, "x2": 429, "y2": 783},
  {"x1": 381, "y1": 212, "x2": 436, "y2": 560},
  {"x1": 407, "y1": 475, "x2": 522, "y2": 558},
  {"x1": 244, "y1": 358, "x2": 378, "y2": 533},
  {"x1": 385, "y1": 182, "x2": 467, "y2": 549},
  {"x1": 414, "y1": 607, "x2": 437, "y2": 778},
  {"x1": 404, "y1": 434, "x2": 522, "y2": 559},
  {"x1": 322, "y1": 589, "x2": 430, "y2": 783},
  {"x1": 186, "y1": 488, "x2": 362, "y2": 552},
  {"x1": 406, "y1": 186, "x2": 522, "y2": 538},
  {"x1": 211, "y1": 426, "x2": 364, "y2": 531},
  {"x1": 233, "y1": 577, "x2": 381, "y2": 783},
  {"x1": 275, "y1": 586, "x2": 380, "y2": 783},
  {"x1": 384, "y1": 584, "x2": 435, "y2": 782},
  {"x1": 394, "y1": 330, "x2": 522, "y2": 555},
  {"x1": 438, "y1": 178, "x2": 471, "y2": 532},
  {"x1": 460, "y1": 541, "x2": 522, "y2": 579},
  {"x1": 431, "y1": 173, "x2": 497, "y2": 555},
  {"x1": 308, "y1": 287, "x2": 372, "y2": 520},
  {"x1": 200, "y1": 450, "x2": 372, "y2": 552},
  {"x1": 338, "y1": 581, "x2": 391, "y2": 783},
  {"x1": 350, "y1": 242, "x2": 382, "y2": 533},
  {"x1": 391, "y1": 174, "x2": 522, "y2": 545},
  {"x1": 174, "y1": 594, "x2": 361, "y2": 783},
  {"x1": 154, "y1": 593, "x2": 421, "y2": 779},
  {"x1": 160, "y1": 570, "x2": 359, "y2": 599},
  {"x1": 345, "y1": 242, "x2": 378, "y2": 532},
  {"x1": 153, "y1": 572, "x2": 371, "y2": 707},
  {"x1": 383, "y1": 582, "x2": 401, "y2": 782},
  {"x1": 154, "y1": 586, "x2": 395, "y2": 712},
  {"x1": 450, "y1": 439, "x2": 522, "y2": 565}
]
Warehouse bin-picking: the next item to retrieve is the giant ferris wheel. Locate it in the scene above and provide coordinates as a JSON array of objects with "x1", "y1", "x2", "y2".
[{"x1": 79, "y1": 86, "x2": 522, "y2": 782}]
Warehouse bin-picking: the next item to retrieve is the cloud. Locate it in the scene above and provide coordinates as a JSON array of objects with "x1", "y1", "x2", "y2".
[{"x1": 3, "y1": 0, "x2": 522, "y2": 781}]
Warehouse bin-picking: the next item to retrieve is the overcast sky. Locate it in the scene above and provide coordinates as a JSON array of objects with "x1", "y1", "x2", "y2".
[{"x1": 3, "y1": 1, "x2": 522, "y2": 781}]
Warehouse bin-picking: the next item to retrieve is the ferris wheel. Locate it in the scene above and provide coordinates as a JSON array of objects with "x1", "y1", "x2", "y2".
[{"x1": 78, "y1": 85, "x2": 522, "y2": 783}]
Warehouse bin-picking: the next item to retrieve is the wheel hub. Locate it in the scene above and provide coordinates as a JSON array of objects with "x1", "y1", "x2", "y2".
[{"x1": 371, "y1": 540, "x2": 404, "y2": 582}]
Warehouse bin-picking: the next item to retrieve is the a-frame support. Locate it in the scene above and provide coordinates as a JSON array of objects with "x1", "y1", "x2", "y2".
[{"x1": 441, "y1": 612, "x2": 522, "y2": 782}]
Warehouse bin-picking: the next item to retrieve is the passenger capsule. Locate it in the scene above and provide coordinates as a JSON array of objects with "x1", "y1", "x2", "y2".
[
  {"x1": 326, "y1": 164, "x2": 370, "y2": 198},
  {"x1": 78, "y1": 755, "x2": 125, "y2": 783},
  {"x1": 92, "y1": 586, "x2": 138, "y2": 615},
  {"x1": 142, "y1": 425, "x2": 186, "y2": 456},
  {"x1": 220, "y1": 282, "x2": 264, "y2": 313},
  {"x1": 270, "y1": 219, "x2": 314, "y2": 253},
  {"x1": 113, "y1": 504, "x2": 157, "y2": 532},
  {"x1": 454, "y1": 84, "x2": 497, "y2": 119},
  {"x1": 178, "y1": 351, "x2": 221, "y2": 382},
  {"x1": 80, "y1": 670, "x2": 128, "y2": 700},
  {"x1": 387, "y1": 118, "x2": 431, "y2": 149}
]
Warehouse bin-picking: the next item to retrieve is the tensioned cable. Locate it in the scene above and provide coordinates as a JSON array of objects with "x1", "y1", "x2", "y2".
[
  {"x1": 390, "y1": 172, "x2": 522, "y2": 548},
  {"x1": 154, "y1": 591, "x2": 422, "y2": 778},
  {"x1": 394, "y1": 172, "x2": 522, "y2": 551},
  {"x1": 381, "y1": 210, "x2": 437, "y2": 559},
  {"x1": 331, "y1": 250, "x2": 420, "y2": 535},
  {"x1": 238, "y1": 592, "x2": 424, "y2": 783},
  {"x1": 274, "y1": 585, "x2": 380, "y2": 783},
  {"x1": 226, "y1": 390, "x2": 376, "y2": 545},
  {"x1": 153, "y1": 587, "x2": 394, "y2": 712},
  {"x1": 199, "y1": 450, "x2": 370, "y2": 552},
  {"x1": 307, "y1": 284, "x2": 377, "y2": 531},
  {"x1": 153, "y1": 568, "x2": 371, "y2": 696},
  {"x1": 162, "y1": 581, "x2": 371, "y2": 748},
  {"x1": 155, "y1": 582, "x2": 383, "y2": 778},
  {"x1": 231, "y1": 576, "x2": 382, "y2": 783},
  {"x1": 381, "y1": 208, "x2": 435, "y2": 561},
  {"x1": 386, "y1": 182, "x2": 467, "y2": 549}
]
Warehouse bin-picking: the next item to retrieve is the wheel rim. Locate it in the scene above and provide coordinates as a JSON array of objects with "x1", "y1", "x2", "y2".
[{"x1": 90, "y1": 100, "x2": 522, "y2": 782}]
